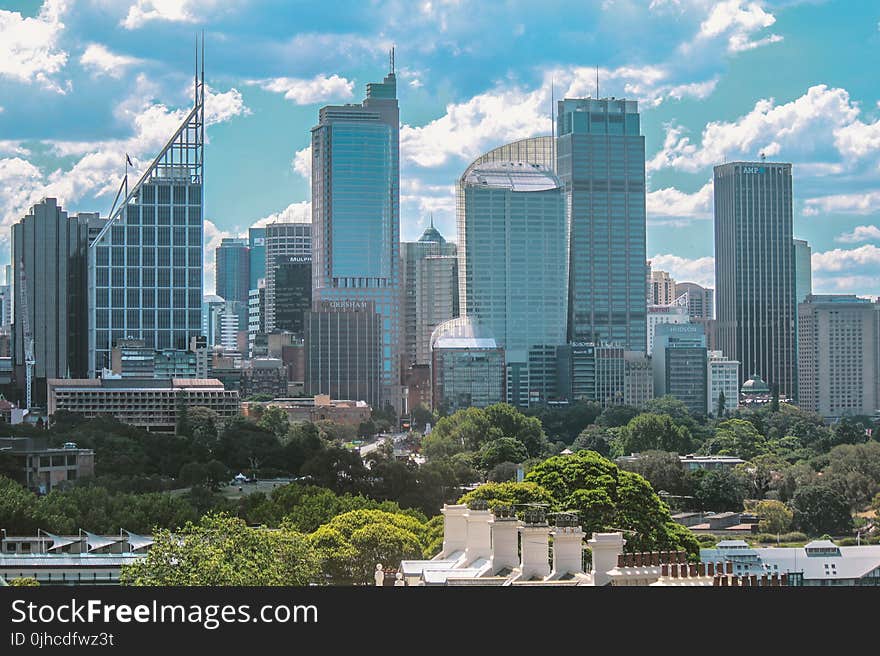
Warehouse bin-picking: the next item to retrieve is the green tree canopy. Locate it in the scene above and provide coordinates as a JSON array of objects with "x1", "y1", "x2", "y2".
[
  {"x1": 790, "y1": 484, "x2": 852, "y2": 536},
  {"x1": 700, "y1": 418, "x2": 766, "y2": 460},
  {"x1": 617, "y1": 413, "x2": 692, "y2": 455},
  {"x1": 754, "y1": 499, "x2": 793, "y2": 534},
  {"x1": 257, "y1": 406, "x2": 290, "y2": 440},
  {"x1": 618, "y1": 450, "x2": 692, "y2": 497},
  {"x1": 120, "y1": 513, "x2": 319, "y2": 586},
  {"x1": 692, "y1": 469, "x2": 747, "y2": 512},
  {"x1": 478, "y1": 437, "x2": 529, "y2": 470}
]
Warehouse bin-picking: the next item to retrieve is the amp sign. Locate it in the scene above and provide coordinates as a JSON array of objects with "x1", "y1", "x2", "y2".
[{"x1": 742, "y1": 166, "x2": 765, "y2": 174}]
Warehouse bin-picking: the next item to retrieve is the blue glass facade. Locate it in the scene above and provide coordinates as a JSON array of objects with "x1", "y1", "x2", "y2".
[
  {"x1": 216, "y1": 237, "x2": 249, "y2": 331},
  {"x1": 556, "y1": 98, "x2": 647, "y2": 352},
  {"x1": 311, "y1": 69, "x2": 401, "y2": 410}
]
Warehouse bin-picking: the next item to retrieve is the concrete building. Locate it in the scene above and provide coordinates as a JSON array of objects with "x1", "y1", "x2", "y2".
[
  {"x1": 304, "y1": 300, "x2": 381, "y2": 408},
  {"x1": 201, "y1": 294, "x2": 225, "y2": 348},
  {"x1": 624, "y1": 351, "x2": 653, "y2": 407},
  {"x1": 400, "y1": 220, "x2": 458, "y2": 370},
  {"x1": 88, "y1": 70, "x2": 205, "y2": 376},
  {"x1": 0, "y1": 437, "x2": 94, "y2": 494},
  {"x1": 653, "y1": 323, "x2": 708, "y2": 416},
  {"x1": 678, "y1": 454, "x2": 745, "y2": 471},
  {"x1": 648, "y1": 269, "x2": 676, "y2": 306},
  {"x1": 215, "y1": 237, "x2": 250, "y2": 331},
  {"x1": 12, "y1": 199, "x2": 104, "y2": 404},
  {"x1": 311, "y1": 65, "x2": 401, "y2": 411},
  {"x1": 262, "y1": 216, "x2": 312, "y2": 333},
  {"x1": 701, "y1": 539, "x2": 880, "y2": 586},
  {"x1": 675, "y1": 281, "x2": 714, "y2": 321},
  {"x1": 714, "y1": 161, "x2": 796, "y2": 399},
  {"x1": 458, "y1": 160, "x2": 568, "y2": 406},
  {"x1": 647, "y1": 300, "x2": 690, "y2": 356},
  {"x1": 798, "y1": 295, "x2": 880, "y2": 420},
  {"x1": 243, "y1": 395, "x2": 371, "y2": 426},
  {"x1": 47, "y1": 378, "x2": 240, "y2": 432},
  {"x1": 557, "y1": 97, "x2": 646, "y2": 352},
  {"x1": 0, "y1": 531, "x2": 152, "y2": 586},
  {"x1": 248, "y1": 280, "x2": 266, "y2": 358},
  {"x1": 240, "y1": 358, "x2": 288, "y2": 399},
  {"x1": 431, "y1": 317, "x2": 504, "y2": 413},
  {"x1": 793, "y1": 238, "x2": 812, "y2": 305},
  {"x1": 218, "y1": 302, "x2": 239, "y2": 351},
  {"x1": 708, "y1": 350, "x2": 740, "y2": 417}
]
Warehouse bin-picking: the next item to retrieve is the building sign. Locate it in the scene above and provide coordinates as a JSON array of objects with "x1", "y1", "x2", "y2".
[
  {"x1": 319, "y1": 299, "x2": 374, "y2": 313},
  {"x1": 742, "y1": 166, "x2": 765, "y2": 174}
]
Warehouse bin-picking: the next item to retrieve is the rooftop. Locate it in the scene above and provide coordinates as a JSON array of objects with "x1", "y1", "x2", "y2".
[{"x1": 463, "y1": 162, "x2": 560, "y2": 192}]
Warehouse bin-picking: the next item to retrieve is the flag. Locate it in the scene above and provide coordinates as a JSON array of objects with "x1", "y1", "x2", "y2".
[{"x1": 126, "y1": 153, "x2": 133, "y2": 167}]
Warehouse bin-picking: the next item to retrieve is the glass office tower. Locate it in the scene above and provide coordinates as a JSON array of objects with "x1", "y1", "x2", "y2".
[
  {"x1": 556, "y1": 97, "x2": 647, "y2": 352},
  {"x1": 458, "y1": 159, "x2": 568, "y2": 406},
  {"x1": 714, "y1": 161, "x2": 796, "y2": 398},
  {"x1": 88, "y1": 71, "x2": 204, "y2": 376},
  {"x1": 311, "y1": 64, "x2": 401, "y2": 410},
  {"x1": 265, "y1": 220, "x2": 311, "y2": 333},
  {"x1": 215, "y1": 237, "x2": 249, "y2": 331}
]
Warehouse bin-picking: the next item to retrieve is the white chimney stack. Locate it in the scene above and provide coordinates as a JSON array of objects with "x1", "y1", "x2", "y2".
[
  {"x1": 550, "y1": 518, "x2": 585, "y2": 578},
  {"x1": 437, "y1": 504, "x2": 468, "y2": 559},
  {"x1": 488, "y1": 506, "x2": 519, "y2": 574},
  {"x1": 463, "y1": 503, "x2": 493, "y2": 565},
  {"x1": 589, "y1": 532, "x2": 626, "y2": 586},
  {"x1": 518, "y1": 509, "x2": 551, "y2": 581}
]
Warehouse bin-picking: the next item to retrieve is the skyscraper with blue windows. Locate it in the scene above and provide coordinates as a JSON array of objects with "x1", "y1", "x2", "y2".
[
  {"x1": 556, "y1": 97, "x2": 647, "y2": 352},
  {"x1": 88, "y1": 63, "x2": 205, "y2": 376},
  {"x1": 215, "y1": 237, "x2": 249, "y2": 331},
  {"x1": 310, "y1": 62, "x2": 401, "y2": 410}
]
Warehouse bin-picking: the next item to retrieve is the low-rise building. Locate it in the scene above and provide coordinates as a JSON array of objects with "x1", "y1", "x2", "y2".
[
  {"x1": 242, "y1": 395, "x2": 371, "y2": 426},
  {"x1": 0, "y1": 437, "x2": 94, "y2": 493},
  {"x1": 240, "y1": 358, "x2": 288, "y2": 399},
  {"x1": 47, "y1": 378, "x2": 240, "y2": 432}
]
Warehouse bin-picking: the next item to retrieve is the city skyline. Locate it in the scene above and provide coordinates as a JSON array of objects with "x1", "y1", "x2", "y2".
[{"x1": 0, "y1": 1, "x2": 878, "y2": 298}]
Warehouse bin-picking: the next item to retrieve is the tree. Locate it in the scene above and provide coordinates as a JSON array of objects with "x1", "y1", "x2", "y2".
[
  {"x1": 0, "y1": 476, "x2": 41, "y2": 534},
  {"x1": 257, "y1": 406, "x2": 290, "y2": 440},
  {"x1": 357, "y1": 419, "x2": 378, "y2": 438},
  {"x1": 701, "y1": 418, "x2": 766, "y2": 460},
  {"x1": 618, "y1": 413, "x2": 692, "y2": 455},
  {"x1": 770, "y1": 383, "x2": 779, "y2": 413},
  {"x1": 187, "y1": 406, "x2": 221, "y2": 452},
  {"x1": 790, "y1": 485, "x2": 852, "y2": 536},
  {"x1": 754, "y1": 499, "x2": 793, "y2": 534},
  {"x1": 716, "y1": 391, "x2": 727, "y2": 419},
  {"x1": 120, "y1": 513, "x2": 319, "y2": 586},
  {"x1": 818, "y1": 442, "x2": 880, "y2": 510},
  {"x1": 488, "y1": 462, "x2": 518, "y2": 482},
  {"x1": 572, "y1": 425, "x2": 614, "y2": 457},
  {"x1": 596, "y1": 405, "x2": 640, "y2": 428},
  {"x1": 458, "y1": 481, "x2": 555, "y2": 510},
  {"x1": 484, "y1": 403, "x2": 547, "y2": 457},
  {"x1": 478, "y1": 438, "x2": 528, "y2": 470},
  {"x1": 410, "y1": 403, "x2": 435, "y2": 431},
  {"x1": 618, "y1": 450, "x2": 691, "y2": 497},
  {"x1": 692, "y1": 469, "x2": 747, "y2": 512}
]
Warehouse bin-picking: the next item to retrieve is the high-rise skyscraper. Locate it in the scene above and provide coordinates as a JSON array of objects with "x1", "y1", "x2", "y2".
[
  {"x1": 248, "y1": 227, "x2": 266, "y2": 291},
  {"x1": 215, "y1": 237, "x2": 250, "y2": 331},
  {"x1": 265, "y1": 220, "x2": 311, "y2": 333},
  {"x1": 714, "y1": 161, "x2": 796, "y2": 398},
  {"x1": 400, "y1": 220, "x2": 458, "y2": 370},
  {"x1": 12, "y1": 199, "x2": 104, "y2": 402},
  {"x1": 798, "y1": 295, "x2": 879, "y2": 420},
  {"x1": 88, "y1": 62, "x2": 205, "y2": 376},
  {"x1": 459, "y1": 159, "x2": 568, "y2": 406},
  {"x1": 653, "y1": 323, "x2": 708, "y2": 417},
  {"x1": 648, "y1": 268, "x2": 676, "y2": 305},
  {"x1": 675, "y1": 282, "x2": 714, "y2": 321},
  {"x1": 311, "y1": 63, "x2": 401, "y2": 410},
  {"x1": 793, "y1": 238, "x2": 812, "y2": 305},
  {"x1": 556, "y1": 97, "x2": 647, "y2": 351},
  {"x1": 273, "y1": 254, "x2": 311, "y2": 335}
]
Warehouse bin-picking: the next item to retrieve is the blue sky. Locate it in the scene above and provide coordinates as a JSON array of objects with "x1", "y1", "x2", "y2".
[{"x1": 1, "y1": 0, "x2": 878, "y2": 296}]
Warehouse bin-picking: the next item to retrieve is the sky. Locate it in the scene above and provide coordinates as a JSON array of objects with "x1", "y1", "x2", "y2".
[{"x1": 0, "y1": 0, "x2": 878, "y2": 297}]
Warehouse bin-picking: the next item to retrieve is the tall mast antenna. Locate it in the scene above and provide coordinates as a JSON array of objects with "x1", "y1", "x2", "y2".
[{"x1": 390, "y1": 45, "x2": 395, "y2": 74}]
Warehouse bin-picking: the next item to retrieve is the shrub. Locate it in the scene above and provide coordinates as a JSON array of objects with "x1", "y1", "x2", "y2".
[{"x1": 779, "y1": 531, "x2": 808, "y2": 543}]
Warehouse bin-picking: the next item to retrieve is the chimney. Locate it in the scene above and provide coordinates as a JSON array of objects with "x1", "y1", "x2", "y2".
[
  {"x1": 588, "y1": 532, "x2": 626, "y2": 587},
  {"x1": 519, "y1": 507, "x2": 551, "y2": 580},
  {"x1": 550, "y1": 513, "x2": 585, "y2": 577},
  {"x1": 439, "y1": 504, "x2": 468, "y2": 558},
  {"x1": 488, "y1": 505, "x2": 519, "y2": 574},
  {"x1": 463, "y1": 500, "x2": 492, "y2": 565}
]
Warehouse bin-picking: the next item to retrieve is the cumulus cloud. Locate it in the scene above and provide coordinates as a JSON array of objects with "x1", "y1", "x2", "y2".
[
  {"x1": 648, "y1": 85, "x2": 876, "y2": 173},
  {"x1": 647, "y1": 180, "x2": 713, "y2": 221},
  {"x1": 250, "y1": 201, "x2": 312, "y2": 228},
  {"x1": 648, "y1": 253, "x2": 716, "y2": 289},
  {"x1": 0, "y1": 0, "x2": 69, "y2": 91},
  {"x1": 803, "y1": 191, "x2": 880, "y2": 217},
  {"x1": 836, "y1": 225, "x2": 880, "y2": 244},
  {"x1": 248, "y1": 74, "x2": 354, "y2": 105},
  {"x1": 694, "y1": 0, "x2": 782, "y2": 53},
  {"x1": 121, "y1": 0, "x2": 231, "y2": 29},
  {"x1": 80, "y1": 43, "x2": 143, "y2": 78},
  {"x1": 811, "y1": 244, "x2": 880, "y2": 272},
  {"x1": 292, "y1": 146, "x2": 311, "y2": 180}
]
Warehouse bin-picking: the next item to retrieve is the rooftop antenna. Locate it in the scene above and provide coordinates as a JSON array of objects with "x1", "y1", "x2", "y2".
[
  {"x1": 429, "y1": 212, "x2": 434, "y2": 229},
  {"x1": 551, "y1": 77, "x2": 556, "y2": 167},
  {"x1": 390, "y1": 45, "x2": 395, "y2": 74},
  {"x1": 760, "y1": 151, "x2": 766, "y2": 162}
]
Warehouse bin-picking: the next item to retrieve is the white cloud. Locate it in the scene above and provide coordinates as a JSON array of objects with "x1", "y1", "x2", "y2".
[
  {"x1": 0, "y1": 141, "x2": 30, "y2": 156},
  {"x1": 648, "y1": 85, "x2": 869, "y2": 173},
  {"x1": 646, "y1": 180, "x2": 713, "y2": 220},
  {"x1": 836, "y1": 225, "x2": 880, "y2": 244},
  {"x1": 204, "y1": 86, "x2": 249, "y2": 125},
  {"x1": 247, "y1": 74, "x2": 354, "y2": 105},
  {"x1": 292, "y1": 146, "x2": 311, "y2": 180},
  {"x1": 121, "y1": 0, "x2": 230, "y2": 29},
  {"x1": 803, "y1": 191, "x2": 880, "y2": 217},
  {"x1": 695, "y1": 0, "x2": 781, "y2": 53},
  {"x1": 811, "y1": 244, "x2": 880, "y2": 272},
  {"x1": 80, "y1": 43, "x2": 143, "y2": 78},
  {"x1": 0, "y1": 0, "x2": 69, "y2": 91},
  {"x1": 648, "y1": 253, "x2": 715, "y2": 289},
  {"x1": 250, "y1": 201, "x2": 312, "y2": 229}
]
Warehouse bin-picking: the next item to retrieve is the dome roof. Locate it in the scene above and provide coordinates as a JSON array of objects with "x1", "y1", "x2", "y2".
[{"x1": 741, "y1": 373, "x2": 770, "y2": 393}]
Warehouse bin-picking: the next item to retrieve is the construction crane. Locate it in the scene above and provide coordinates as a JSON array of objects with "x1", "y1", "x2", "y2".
[{"x1": 17, "y1": 262, "x2": 35, "y2": 410}]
